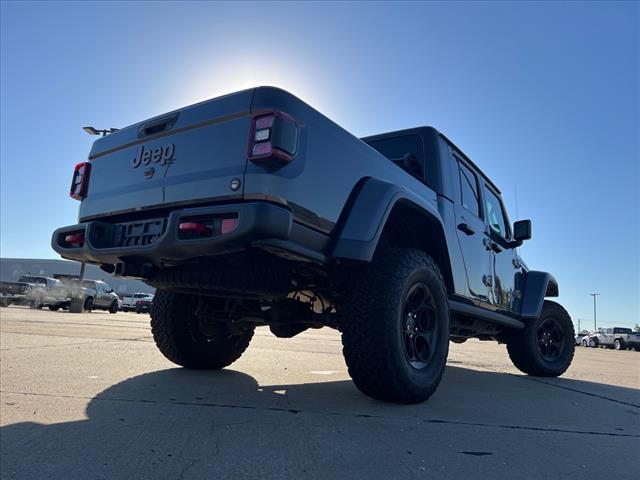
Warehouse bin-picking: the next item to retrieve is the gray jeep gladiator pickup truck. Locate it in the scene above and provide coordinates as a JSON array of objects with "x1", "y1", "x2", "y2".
[{"x1": 52, "y1": 87, "x2": 574, "y2": 403}]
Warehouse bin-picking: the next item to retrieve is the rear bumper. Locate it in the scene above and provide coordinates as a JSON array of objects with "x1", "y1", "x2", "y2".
[
  {"x1": 52, "y1": 202, "x2": 293, "y2": 267},
  {"x1": 0, "y1": 293, "x2": 29, "y2": 305}
]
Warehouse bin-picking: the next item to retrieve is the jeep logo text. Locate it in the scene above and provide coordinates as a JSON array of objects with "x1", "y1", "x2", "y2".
[{"x1": 132, "y1": 143, "x2": 175, "y2": 168}]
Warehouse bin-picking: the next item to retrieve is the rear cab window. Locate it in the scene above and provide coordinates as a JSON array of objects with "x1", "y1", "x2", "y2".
[
  {"x1": 366, "y1": 135, "x2": 424, "y2": 181},
  {"x1": 19, "y1": 276, "x2": 46, "y2": 285}
]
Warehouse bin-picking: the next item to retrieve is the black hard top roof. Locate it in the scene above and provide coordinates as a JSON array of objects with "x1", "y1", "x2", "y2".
[{"x1": 361, "y1": 126, "x2": 501, "y2": 194}]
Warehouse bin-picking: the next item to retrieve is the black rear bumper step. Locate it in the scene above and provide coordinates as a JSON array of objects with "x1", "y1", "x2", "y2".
[{"x1": 51, "y1": 202, "x2": 293, "y2": 268}]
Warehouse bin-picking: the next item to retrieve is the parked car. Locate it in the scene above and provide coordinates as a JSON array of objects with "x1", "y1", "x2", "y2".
[
  {"x1": 53, "y1": 275, "x2": 120, "y2": 313},
  {"x1": 0, "y1": 280, "x2": 44, "y2": 308},
  {"x1": 0, "y1": 275, "x2": 69, "y2": 309},
  {"x1": 589, "y1": 327, "x2": 640, "y2": 351},
  {"x1": 121, "y1": 292, "x2": 154, "y2": 312},
  {"x1": 575, "y1": 332, "x2": 589, "y2": 346},
  {"x1": 135, "y1": 295, "x2": 154, "y2": 314},
  {"x1": 52, "y1": 87, "x2": 575, "y2": 404}
]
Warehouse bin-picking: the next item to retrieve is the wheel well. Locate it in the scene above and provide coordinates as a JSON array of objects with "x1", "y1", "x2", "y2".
[{"x1": 378, "y1": 200, "x2": 454, "y2": 293}]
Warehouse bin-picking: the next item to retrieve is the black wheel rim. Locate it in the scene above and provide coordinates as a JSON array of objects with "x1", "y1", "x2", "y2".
[
  {"x1": 536, "y1": 318, "x2": 565, "y2": 360},
  {"x1": 401, "y1": 283, "x2": 438, "y2": 369}
]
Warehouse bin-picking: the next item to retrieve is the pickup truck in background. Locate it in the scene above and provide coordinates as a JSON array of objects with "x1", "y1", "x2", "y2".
[
  {"x1": 121, "y1": 292, "x2": 154, "y2": 312},
  {"x1": 589, "y1": 327, "x2": 640, "y2": 351},
  {"x1": 53, "y1": 275, "x2": 120, "y2": 313},
  {"x1": 0, "y1": 275, "x2": 69, "y2": 309},
  {"x1": 52, "y1": 86, "x2": 575, "y2": 403}
]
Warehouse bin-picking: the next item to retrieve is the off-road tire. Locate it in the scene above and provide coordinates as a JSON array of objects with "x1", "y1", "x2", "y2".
[
  {"x1": 341, "y1": 248, "x2": 449, "y2": 404},
  {"x1": 108, "y1": 301, "x2": 119, "y2": 314},
  {"x1": 83, "y1": 297, "x2": 94, "y2": 312},
  {"x1": 614, "y1": 339, "x2": 624, "y2": 351},
  {"x1": 507, "y1": 300, "x2": 575, "y2": 377},
  {"x1": 151, "y1": 290, "x2": 254, "y2": 369}
]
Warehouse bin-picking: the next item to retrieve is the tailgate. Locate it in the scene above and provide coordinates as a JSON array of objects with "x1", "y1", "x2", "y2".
[
  {"x1": 79, "y1": 89, "x2": 254, "y2": 221},
  {"x1": 0, "y1": 282, "x2": 28, "y2": 295}
]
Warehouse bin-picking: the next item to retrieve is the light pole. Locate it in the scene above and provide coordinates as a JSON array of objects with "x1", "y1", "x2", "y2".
[{"x1": 589, "y1": 293, "x2": 600, "y2": 331}]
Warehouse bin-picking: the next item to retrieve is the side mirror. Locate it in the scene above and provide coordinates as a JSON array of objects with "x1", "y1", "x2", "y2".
[{"x1": 513, "y1": 220, "x2": 532, "y2": 242}]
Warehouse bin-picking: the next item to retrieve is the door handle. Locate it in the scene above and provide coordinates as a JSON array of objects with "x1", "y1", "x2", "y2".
[
  {"x1": 483, "y1": 238, "x2": 502, "y2": 253},
  {"x1": 457, "y1": 223, "x2": 475, "y2": 236}
]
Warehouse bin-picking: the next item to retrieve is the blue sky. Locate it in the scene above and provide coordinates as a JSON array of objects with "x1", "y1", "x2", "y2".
[{"x1": 1, "y1": 1, "x2": 638, "y2": 328}]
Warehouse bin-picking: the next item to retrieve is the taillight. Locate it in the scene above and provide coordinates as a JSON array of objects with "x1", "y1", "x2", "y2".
[
  {"x1": 177, "y1": 214, "x2": 239, "y2": 240},
  {"x1": 64, "y1": 233, "x2": 85, "y2": 247},
  {"x1": 248, "y1": 112, "x2": 299, "y2": 166},
  {"x1": 70, "y1": 162, "x2": 91, "y2": 200},
  {"x1": 179, "y1": 222, "x2": 211, "y2": 236}
]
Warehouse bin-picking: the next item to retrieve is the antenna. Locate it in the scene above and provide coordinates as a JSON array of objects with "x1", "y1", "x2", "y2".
[{"x1": 514, "y1": 184, "x2": 520, "y2": 255}]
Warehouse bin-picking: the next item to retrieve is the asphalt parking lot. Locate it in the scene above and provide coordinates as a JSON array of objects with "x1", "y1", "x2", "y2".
[{"x1": 1, "y1": 306, "x2": 638, "y2": 479}]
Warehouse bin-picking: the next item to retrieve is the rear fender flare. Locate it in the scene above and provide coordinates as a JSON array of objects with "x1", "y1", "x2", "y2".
[
  {"x1": 329, "y1": 178, "x2": 444, "y2": 262},
  {"x1": 520, "y1": 271, "x2": 559, "y2": 320}
]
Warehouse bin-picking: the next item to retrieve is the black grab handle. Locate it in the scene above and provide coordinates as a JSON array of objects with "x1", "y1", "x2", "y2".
[{"x1": 138, "y1": 113, "x2": 179, "y2": 137}]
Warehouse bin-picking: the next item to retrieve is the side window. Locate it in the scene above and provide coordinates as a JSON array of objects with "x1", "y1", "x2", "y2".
[
  {"x1": 458, "y1": 161, "x2": 481, "y2": 217},
  {"x1": 483, "y1": 186, "x2": 509, "y2": 239}
]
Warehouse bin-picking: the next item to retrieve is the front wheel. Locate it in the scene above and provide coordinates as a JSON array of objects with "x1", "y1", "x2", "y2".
[
  {"x1": 341, "y1": 248, "x2": 449, "y2": 404},
  {"x1": 83, "y1": 297, "x2": 94, "y2": 312},
  {"x1": 589, "y1": 338, "x2": 598, "y2": 348},
  {"x1": 108, "y1": 301, "x2": 119, "y2": 314},
  {"x1": 150, "y1": 290, "x2": 254, "y2": 369},
  {"x1": 507, "y1": 300, "x2": 575, "y2": 377}
]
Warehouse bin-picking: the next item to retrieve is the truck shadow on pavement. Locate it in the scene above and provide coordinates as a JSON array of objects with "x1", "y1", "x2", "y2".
[{"x1": 1, "y1": 366, "x2": 638, "y2": 479}]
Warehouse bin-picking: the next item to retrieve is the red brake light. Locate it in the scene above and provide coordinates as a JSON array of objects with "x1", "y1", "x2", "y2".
[
  {"x1": 70, "y1": 162, "x2": 91, "y2": 200},
  {"x1": 64, "y1": 233, "x2": 85, "y2": 247},
  {"x1": 179, "y1": 222, "x2": 211, "y2": 235},
  {"x1": 248, "y1": 112, "x2": 299, "y2": 165}
]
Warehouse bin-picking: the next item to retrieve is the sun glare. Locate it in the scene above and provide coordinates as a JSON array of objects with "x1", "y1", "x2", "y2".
[{"x1": 178, "y1": 56, "x2": 334, "y2": 116}]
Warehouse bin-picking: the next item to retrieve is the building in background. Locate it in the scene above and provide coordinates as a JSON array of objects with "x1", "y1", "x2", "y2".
[{"x1": 0, "y1": 258, "x2": 154, "y2": 296}]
